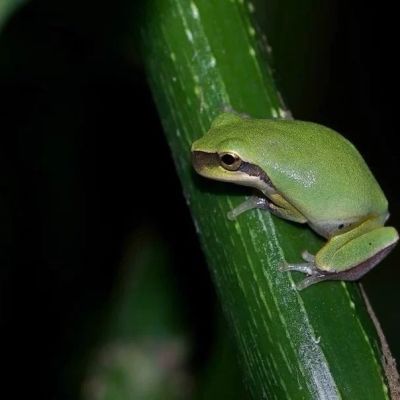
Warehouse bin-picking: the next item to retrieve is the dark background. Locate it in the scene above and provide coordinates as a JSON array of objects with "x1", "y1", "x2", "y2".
[{"x1": 1, "y1": 0, "x2": 399, "y2": 398}]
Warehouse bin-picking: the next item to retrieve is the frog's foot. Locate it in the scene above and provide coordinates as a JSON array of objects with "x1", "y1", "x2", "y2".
[
  {"x1": 279, "y1": 261, "x2": 332, "y2": 290},
  {"x1": 279, "y1": 250, "x2": 333, "y2": 290},
  {"x1": 227, "y1": 196, "x2": 269, "y2": 220}
]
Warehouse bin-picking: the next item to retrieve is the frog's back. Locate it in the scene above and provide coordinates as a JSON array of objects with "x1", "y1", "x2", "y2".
[{"x1": 241, "y1": 118, "x2": 388, "y2": 224}]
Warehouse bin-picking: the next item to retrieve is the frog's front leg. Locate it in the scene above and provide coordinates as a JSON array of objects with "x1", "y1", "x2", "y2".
[
  {"x1": 228, "y1": 193, "x2": 307, "y2": 223},
  {"x1": 227, "y1": 195, "x2": 269, "y2": 220},
  {"x1": 281, "y1": 217, "x2": 399, "y2": 290}
]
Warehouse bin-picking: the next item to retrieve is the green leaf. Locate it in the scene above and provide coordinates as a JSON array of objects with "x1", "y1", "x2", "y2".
[{"x1": 139, "y1": 1, "x2": 396, "y2": 398}]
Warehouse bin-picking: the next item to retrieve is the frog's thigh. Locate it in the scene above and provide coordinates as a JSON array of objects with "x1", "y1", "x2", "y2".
[
  {"x1": 269, "y1": 194, "x2": 307, "y2": 223},
  {"x1": 315, "y1": 219, "x2": 398, "y2": 278}
]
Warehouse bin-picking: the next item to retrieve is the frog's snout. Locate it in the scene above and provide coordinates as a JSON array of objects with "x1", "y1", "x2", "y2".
[{"x1": 191, "y1": 151, "x2": 219, "y2": 174}]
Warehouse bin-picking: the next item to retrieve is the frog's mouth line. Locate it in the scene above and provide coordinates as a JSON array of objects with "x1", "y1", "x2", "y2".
[{"x1": 191, "y1": 151, "x2": 274, "y2": 188}]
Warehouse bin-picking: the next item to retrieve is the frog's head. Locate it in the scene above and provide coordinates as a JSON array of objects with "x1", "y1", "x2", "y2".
[{"x1": 191, "y1": 113, "x2": 271, "y2": 192}]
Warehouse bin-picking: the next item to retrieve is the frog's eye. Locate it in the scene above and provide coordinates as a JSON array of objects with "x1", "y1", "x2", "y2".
[{"x1": 219, "y1": 152, "x2": 242, "y2": 171}]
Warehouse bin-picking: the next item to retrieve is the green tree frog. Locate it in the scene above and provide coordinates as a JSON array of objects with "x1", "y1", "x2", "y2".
[{"x1": 191, "y1": 112, "x2": 398, "y2": 289}]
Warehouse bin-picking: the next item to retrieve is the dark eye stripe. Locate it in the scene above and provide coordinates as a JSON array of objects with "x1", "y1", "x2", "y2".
[{"x1": 239, "y1": 162, "x2": 274, "y2": 187}]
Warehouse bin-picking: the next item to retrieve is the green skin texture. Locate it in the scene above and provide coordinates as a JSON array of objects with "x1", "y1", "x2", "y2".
[{"x1": 192, "y1": 113, "x2": 399, "y2": 289}]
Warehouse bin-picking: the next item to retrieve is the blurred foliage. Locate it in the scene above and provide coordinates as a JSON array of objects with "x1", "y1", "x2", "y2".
[
  {"x1": 80, "y1": 230, "x2": 246, "y2": 400},
  {"x1": 81, "y1": 231, "x2": 192, "y2": 400},
  {"x1": 0, "y1": 0, "x2": 26, "y2": 31}
]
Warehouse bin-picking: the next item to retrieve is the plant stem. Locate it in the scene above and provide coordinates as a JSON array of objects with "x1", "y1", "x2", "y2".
[{"x1": 140, "y1": 1, "x2": 395, "y2": 398}]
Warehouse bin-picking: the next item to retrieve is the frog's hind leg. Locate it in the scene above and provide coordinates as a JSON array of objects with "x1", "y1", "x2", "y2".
[
  {"x1": 281, "y1": 217, "x2": 399, "y2": 290},
  {"x1": 315, "y1": 219, "x2": 398, "y2": 274}
]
